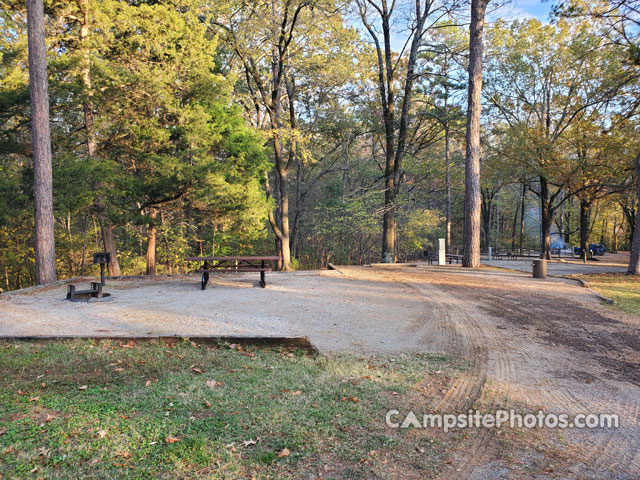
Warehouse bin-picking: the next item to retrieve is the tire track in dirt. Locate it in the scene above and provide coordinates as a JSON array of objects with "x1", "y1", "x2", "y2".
[
  {"x1": 350, "y1": 266, "x2": 640, "y2": 477},
  {"x1": 478, "y1": 289, "x2": 640, "y2": 476},
  {"x1": 370, "y1": 267, "x2": 514, "y2": 479}
]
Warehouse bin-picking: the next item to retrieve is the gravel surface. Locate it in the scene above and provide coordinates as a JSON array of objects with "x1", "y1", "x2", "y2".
[{"x1": 0, "y1": 270, "x2": 442, "y2": 354}]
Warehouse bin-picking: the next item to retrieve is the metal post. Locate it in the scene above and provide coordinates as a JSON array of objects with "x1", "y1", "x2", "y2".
[{"x1": 488, "y1": 246, "x2": 492, "y2": 262}]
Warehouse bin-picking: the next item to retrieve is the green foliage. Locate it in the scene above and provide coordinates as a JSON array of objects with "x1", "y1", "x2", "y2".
[
  {"x1": 0, "y1": 0, "x2": 637, "y2": 287},
  {"x1": 400, "y1": 209, "x2": 444, "y2": 254}
]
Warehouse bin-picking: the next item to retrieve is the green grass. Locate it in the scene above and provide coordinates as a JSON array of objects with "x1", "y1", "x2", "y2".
[
  {"x1": 0, "y1": 340, "x2": 463, "y2": 479},
  {"x1": 580, "y1": 273, "x2": 640, "y2": 315}
]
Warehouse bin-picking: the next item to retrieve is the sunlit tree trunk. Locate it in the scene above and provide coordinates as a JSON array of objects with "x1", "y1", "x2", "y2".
[
  {"x1": 27, "y1": 0, "x2": 57, "y2": 284},
  {"x1": 579, "y1": 198, "x2": 591, "y2": 258},
  {"x1": 445, "y1": 123, "x2": 451, "y2": 254},
  {"x1": 463, "y1": 0, "x2": 490, "y2": 268},
  {"x1": 520, "y1": 183, "x2": 526, "y2": 253},
  {"x1": 146, "y1": 209, "x2": 157, "y2": 276},
  {"x1": 539, "y1": 176, "x2": 552, "y2": 259},
  {"x1": 627, "y1": 151, "x2": 640, "y2": 275}
]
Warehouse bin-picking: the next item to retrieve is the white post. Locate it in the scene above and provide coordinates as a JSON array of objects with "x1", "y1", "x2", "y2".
[
  {"x1": 438, "y1": 238, "x2": 446, "y2": 265},
  {"x1": 488, "y1": 246, "x2": 492, "y2": 262}
]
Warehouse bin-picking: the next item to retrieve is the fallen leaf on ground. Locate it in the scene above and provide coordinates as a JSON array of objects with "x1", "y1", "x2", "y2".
[
  {"x1": 114, "y1": 452, "x2": 131, "y2": 458},
  {"x1": 145, "y1": 380, "x2": 152, "y2": 387},
  {"x1": 241, "y1": 438, "x2": 259, "y2": 447},
  {"x1": 204, "y1": 400, "x2": 212, "y2": 408},
  {"x1": 78, "y1": 385, "x2": 88, "y2": 390},
  {"x1": 165, "y1": 436, "x2": 180, "y2": 444},
  {"x1": 190, "y1": 365, "x2": 203, "y2": 374},
  {"x1": 0, "y1": 428, "x2": 6, "y2": 437},
  {"x1": 278, "y1": 448, "x2": 290, "y2": 458},
  {"x1": 97, "y1": 430, "x2": 107, "y2": 438},
  {"x1": 28, "y1": 396, "x2": 39, "y2": 402},
  {"x1": 206, "y1": 380, "x2": 222, "y2": 389}
]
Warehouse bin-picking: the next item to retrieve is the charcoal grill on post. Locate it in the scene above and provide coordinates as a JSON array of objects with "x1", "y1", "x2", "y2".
[
  {"x1": 93, "y1": 252, "x2": 110, "y2": 286},
  {"x1": 66, "y1": 252, "x2": 112, "y2": 302}
]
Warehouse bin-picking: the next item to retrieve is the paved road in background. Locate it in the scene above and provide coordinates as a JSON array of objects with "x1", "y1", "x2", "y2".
[{"x1": 484, "y1": 258, "x2": 628, "y2": 276}]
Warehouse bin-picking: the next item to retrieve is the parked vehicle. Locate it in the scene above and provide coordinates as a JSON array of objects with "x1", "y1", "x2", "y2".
[
  {"x1": 551, "y1": 241, "x2": 573, "y2": 256},
  {"x1": 574, "y1": 244, "x2": 606, "y2": 256}
]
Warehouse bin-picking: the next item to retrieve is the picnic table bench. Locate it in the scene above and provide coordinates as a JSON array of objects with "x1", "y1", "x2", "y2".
[
  {"x1": 185, "y1": 256, "x2": 281, "y2": 290},
  {"x1": 446, "y1": 254, "x2": 463, "y2": 264}
]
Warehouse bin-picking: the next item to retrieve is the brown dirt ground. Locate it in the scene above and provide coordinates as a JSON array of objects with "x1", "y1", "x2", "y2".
[{"x1": 349, "y1": 265, "x2": 640, "y2": 480}]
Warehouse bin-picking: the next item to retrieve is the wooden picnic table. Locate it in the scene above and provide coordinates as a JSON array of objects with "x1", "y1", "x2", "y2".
[
  {"x1": 185, "y1": 256, "x2": 281, "y2": 290},
  {"x1": 446, "y1": 254, "x2": 463, "y2": 264}
]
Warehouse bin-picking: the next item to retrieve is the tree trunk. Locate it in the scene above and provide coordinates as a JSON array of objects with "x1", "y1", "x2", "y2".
[
  {"x1": 539, "y1": 176, "x2": 552, "y2": 259},
  {"x1": 564, "y1": 200, "x2": 572, "y2": 243},
  {"x1": 279, "y1": 169, "x2": 292, "y2": 268},
  {"x1": 520, "y1": 183, "x2": 526, "y2": 254},
  {"x1": 78, "y1": 0, "x2": 121, "y2": 276},
  {"x1": 511, "y1": 192, "x2": 520, "y2": 250},
  {"x1": 627, "y1": 151, "x2": 640, "y2": 274},
  {"x1": 146, "y1": 209, "x2": 157, "y2": 276},
  {"x1": 27, "y1": 0, "x2": 57, "y2": 285},
  {"x1": 381, "y1": 188, "x2": 396, "y2": 263},
  {"x1": 494, "y1": 201, "x2": 500, "y2": 250},
  {"x1": 445, "y1": 124, "x2": 451, "y2": 254},
  {"x1": 463, "y1": 0, "x2": 489, "y2": 268},
  {"x1": 358, "y1": 1, "x2": 429, "y2": 263},
  {"x1": 579, "y1": 198, "x2": 591, "y2": 256},
  {"x1": 481, "y1": 191, "x2": 492, "y2": 252}
]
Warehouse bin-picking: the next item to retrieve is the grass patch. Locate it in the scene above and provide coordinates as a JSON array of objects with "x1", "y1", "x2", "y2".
[
  {"x1": 0, "y1": 340, "x2": 463, "y2": 479},
  {"x1": 579, "y1": 273, "x2": 640, "y2": 315}
]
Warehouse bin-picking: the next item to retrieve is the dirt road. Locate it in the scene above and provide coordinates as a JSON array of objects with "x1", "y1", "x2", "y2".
[{"x1": 351, "y1": 265, "x2": 640, "y2": 479}]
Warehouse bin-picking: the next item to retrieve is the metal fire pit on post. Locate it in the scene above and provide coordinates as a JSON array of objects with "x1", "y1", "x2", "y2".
[
  {"x1": 66, "y1": 252, "x2": 113, "y2": 302},
  {"x1": 93, "y1": 252, "x2": 110, "y2": 286}
]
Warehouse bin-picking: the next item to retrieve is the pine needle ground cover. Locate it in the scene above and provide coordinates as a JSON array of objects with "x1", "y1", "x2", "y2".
[{"x1": 0, "y1": 340, "x2": 463, "y2": 479}]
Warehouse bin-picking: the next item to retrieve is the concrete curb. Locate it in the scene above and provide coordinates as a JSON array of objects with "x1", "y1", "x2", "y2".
[
  {"x1": 559, "y1": 276, "x2": 615, "y2": 305},
  {"x1": 0, "y1": 335, "x2": 320, "y2": 353},
  {"x1": 327, "y1": 263, "x2": 345, "y2": 274}
]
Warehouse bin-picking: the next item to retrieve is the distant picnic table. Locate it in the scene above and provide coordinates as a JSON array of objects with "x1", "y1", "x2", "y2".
[{"x1": 185, "y1": 256, "x2": 281, "y2": 290}]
